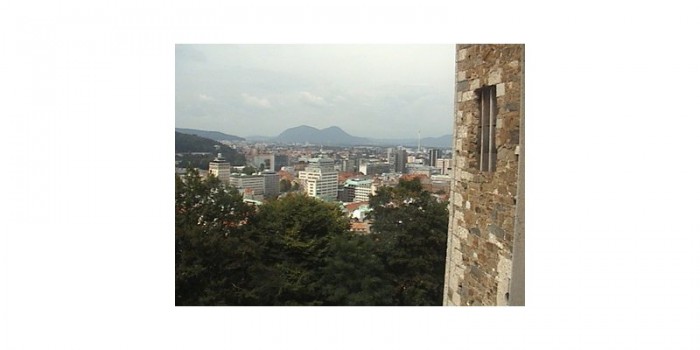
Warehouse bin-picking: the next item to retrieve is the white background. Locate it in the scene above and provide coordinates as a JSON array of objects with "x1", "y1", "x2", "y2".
[{"x1": 1, "y1": 1, "x2": 699, "y2": 349}]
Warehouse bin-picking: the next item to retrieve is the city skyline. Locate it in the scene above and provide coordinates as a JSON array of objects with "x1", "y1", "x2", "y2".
[{"x1": 175, "y1": 44, "x2": 455, "y2": 139}]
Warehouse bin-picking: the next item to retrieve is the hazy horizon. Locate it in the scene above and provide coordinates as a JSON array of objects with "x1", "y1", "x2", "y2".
[
  {"x1": 175, "y1": 44, "x2": 455, "y2": 139},
  {"x1": 175, "y1": 124, "x2": 453, "y2": 139}
]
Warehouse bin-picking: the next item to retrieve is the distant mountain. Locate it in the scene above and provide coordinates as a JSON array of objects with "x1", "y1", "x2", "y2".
[
  {"x1": 276, "y1": 125, "x2": 370, "y2": 145},
  {"x1": 175, "y1": 128, "x2": 245, "y2": 142},
  {"x1": 421, "y1": 134, "x2": 453, "y2": 148},
  {"x1": 245, "y1": 135, "x2": 275, "y2": 142},
  {"x1": 365, "y1": 134, "x2": 453, "y2": 148}
]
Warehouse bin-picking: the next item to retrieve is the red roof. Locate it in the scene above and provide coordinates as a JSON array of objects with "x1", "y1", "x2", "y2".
[{"x1": 344, "y1": 201, "x2": 369, "y2": 213}]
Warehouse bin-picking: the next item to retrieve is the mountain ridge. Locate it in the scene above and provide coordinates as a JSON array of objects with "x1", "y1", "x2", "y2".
[
  {"x1": 182, "y1": 125, "x2": 452, "y2": 148},
  {"x1": 175, "y1": 128, "x2": 245, "y2": 142}
]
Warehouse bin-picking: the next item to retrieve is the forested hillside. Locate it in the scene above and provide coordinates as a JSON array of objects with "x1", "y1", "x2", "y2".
[{"x1": 175, "y1": 132, "x2": 246, "y2": 168}]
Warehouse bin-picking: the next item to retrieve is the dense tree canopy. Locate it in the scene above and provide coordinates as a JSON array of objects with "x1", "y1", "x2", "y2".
[
  {"x1": 175, "y1": 169, "x2": 257, "y2": 305},
  {"x1": 175, "y1": 170, "x2": 448, "y2": 306},
  {"x1": 368, "y1": 178, "x2": 449, "y2": 305}
]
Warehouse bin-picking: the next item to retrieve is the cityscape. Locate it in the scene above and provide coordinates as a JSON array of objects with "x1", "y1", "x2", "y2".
[
  {"x1": 175, "y1": 44, "x2": 524, "y2": 306},
  {"x1": 176, "y1": 125, "x2": 455, "y2": 231}
]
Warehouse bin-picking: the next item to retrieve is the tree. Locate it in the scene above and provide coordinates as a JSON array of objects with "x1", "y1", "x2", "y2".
[
  {"x1": 279, "y1": 179, "x2": 291, "y2": 193},
  {"x1": 241, "y1": 166, "x2": 256, "y2": 175},
  {"x1": 318, "y1": 234, "x2": 394, "y2": 305},
  {"x1": 175, "y1": 169, "x2": 259, "y2": 305},
  {"x1": 368, "y1": 178, "x2": 449, "y2": 305},
  {"x1": 244, "y1": 194, "x2": 351, "y2": 305}
]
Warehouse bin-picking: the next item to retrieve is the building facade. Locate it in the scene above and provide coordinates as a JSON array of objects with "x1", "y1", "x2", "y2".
[
  {"x1": 436, "y1": 158, "x2": 453, "y2": 176},
  {"x1": 428, "y1": 149, "x2": 443, "y2": 167},
  {"x1": 208, "y1": 153, "x2": 231, "y2": 185},
  {"x1": 231, "y1": 174, "x2": 265, "y2": 197},
  {"x1": 344, "y1": 178, "x2": 372, "y2": 202},
  {"x1": 394, "y1": 149, "x2": 407, "y2": 174},
  {"x1": 262, "y1": 170, "x2": 280, "y2": 198},
  {"x1": 253, "y1": 154, "x2": 275, "y2": 171},
  {"x1": 298, "y1": 157, "x2": 338, "y2": 201},
  {"x1": 443, "y1": 44, "x2": 525, "y2": 306}
]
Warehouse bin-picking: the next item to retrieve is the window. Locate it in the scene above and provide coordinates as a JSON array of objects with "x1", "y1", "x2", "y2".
[{"x1": 478, "y1": 85, "x2": 497, "y2": 172}]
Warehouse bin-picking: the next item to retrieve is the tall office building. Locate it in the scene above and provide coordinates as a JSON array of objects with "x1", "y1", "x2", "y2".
[
  {"x1": 262, "y1": 170, "x2": 280, "y2": 198},
  {"x1": 344, "y1": 178, "x2": 372, "y2": 202},
  {"x1": 428, "y1": 149, "x2": 443, "y2": 167},
  {"x1": 208, "y1": 153, "x2": 230, "y2": 185},
  {"x1": 394, "y1": 149, "x2": 407, "y2": 174},
  {"x1": 298, "y1": 157, "x2": 338, "y2": 201}
]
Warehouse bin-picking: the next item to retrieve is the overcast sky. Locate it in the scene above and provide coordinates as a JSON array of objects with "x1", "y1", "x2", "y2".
[{"x1": 175, "y1": 44, "x2": 455, "y2": 139}]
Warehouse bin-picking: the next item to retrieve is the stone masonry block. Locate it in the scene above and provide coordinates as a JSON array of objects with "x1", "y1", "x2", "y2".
[
  {"x1": 454, "y1": 191, "x2": 463, "y2": 207},
  {"x1": 496, "y1": 83, "x2": 505, "y2": 97},
  {"x1": 464, "y1": 91, "x2": 477, "y2": 101},
  {"x1": 488, "y1": 68, "x2": 503, "y2": 85},
  {"x1": 468, "y1": 78, "x2": 481, "y2": 91},
  {"x1": 455, "y1": 225, "x2": 469, "y2": 238},
  {"x1": 461, "y1": 171, "x2": 474, "y2": 182},
  {"x1": 458, "y1": 49, "x2": 467, "y2": 61},
  {"x1": 454, "y1": 207, "x2": 464, "y2": 222},
  {"x1": 457, "y1": 71, "x2": 467, "y2": 82},
  {"x1": 465, "y1": 112, "x2": 474, "y2": 125}
]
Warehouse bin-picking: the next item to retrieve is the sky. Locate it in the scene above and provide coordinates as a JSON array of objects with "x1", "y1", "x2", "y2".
[{"x1": 175, "y1": 44, "x2": 455, "y2": 139}]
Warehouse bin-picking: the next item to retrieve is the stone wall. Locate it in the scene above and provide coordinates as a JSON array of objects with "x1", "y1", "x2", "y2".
[{"x1": 443, "y1": 44, "x2": 525, "y2": 306}]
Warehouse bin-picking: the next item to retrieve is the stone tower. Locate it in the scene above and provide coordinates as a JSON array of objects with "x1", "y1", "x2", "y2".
[{"x1": 443, "y1": 44, "x2": 525, "y2": 306}]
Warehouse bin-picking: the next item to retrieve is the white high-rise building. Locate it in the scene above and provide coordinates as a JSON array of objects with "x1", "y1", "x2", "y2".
[
  {"x1": 344, "y1": 178, "x2": 372, "y2": 202},
  {"x1": 305, "y1": 157, "x2": 335, "y2": 172},
  {"x1": 298, "y1": 157, "x2": 338, "y2": 201},
  {"x1": 208, "y1": 153, "x2": 230, "y2": 185}
]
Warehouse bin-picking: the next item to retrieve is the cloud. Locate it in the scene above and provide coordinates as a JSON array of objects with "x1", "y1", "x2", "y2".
[
  {"x1": 241, "y1": 93, "x2": 271, "y2": 108},
  {"x1": 198, "y1": 93, "x2": 214, "y2": 101},
  {"x1": 175, "y1": 45, "x2": 207, "y2": 63},
  {"x1": 332, "y1": 95, "x2": 347, "y2": 103},
  {"x1": 299, "y1": 91, "x2": 331, "y2": 107}
]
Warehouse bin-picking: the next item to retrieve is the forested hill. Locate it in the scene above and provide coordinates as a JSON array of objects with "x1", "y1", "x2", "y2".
[
  {"x1": 175, "y1": 128, "x2": 245, "y2": 142},
  {"x1": 175, "y1": 131, "x2": 246, "y2": 168},
  {"x1": 176, "y1": 131, "x2": 222, "y2": 153}
]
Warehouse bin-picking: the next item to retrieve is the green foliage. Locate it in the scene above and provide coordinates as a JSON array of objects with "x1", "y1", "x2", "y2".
[
  {"x1": 241, "y1": 166, "x2": 256, "y2": 175},
  {"x1": 318, "y1": 234, "x2": 394, "y2": 305},
  {"x1": 175, "y1": 169, "x2": 259, "y2": 305},
  {"x1": 175, "y1": 174, "x2": 448, "y2": 306},
  {"x1": 175, "y1": 132, "x2": 246, "y2": 168},
  {"x1": 279, "y1": 179, "x2": 292, "y2": 193},
  {"x1": 245, "y1": 194, "x2": 351, "y2": 305},
  {"x1": 368, "y1": 178, "x2": 449, "y2": 305}
]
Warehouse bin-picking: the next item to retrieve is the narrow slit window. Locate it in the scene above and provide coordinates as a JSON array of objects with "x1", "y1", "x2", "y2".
[{"x1": 478, "y1": 85, "x2": 497, "y2": 172}]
